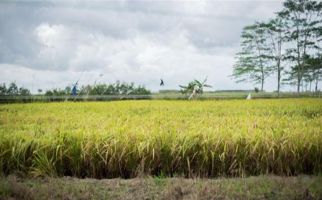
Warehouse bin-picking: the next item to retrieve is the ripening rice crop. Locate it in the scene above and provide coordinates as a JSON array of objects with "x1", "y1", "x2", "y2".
[{"x1": 0, "y1": 99, "x2": 321, "y2": 178}]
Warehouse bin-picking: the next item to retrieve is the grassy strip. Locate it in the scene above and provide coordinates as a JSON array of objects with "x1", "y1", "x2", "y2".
[
  {"x1": 0, "y1": 175, "x2": 321, "y2": 200},
  {"x1": 0, "y1": 91, "x2": 321, "y2": 103}
]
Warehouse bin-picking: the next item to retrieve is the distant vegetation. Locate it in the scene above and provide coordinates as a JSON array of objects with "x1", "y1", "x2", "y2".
[
  {"x1": 158, "y1": 90, "x2": 180, "y2": 93},
  {"x1": 44, "y1": 81, "x2": 151, "y2": 96},
  {"x1": 0, "y1": 81, "x2": 150, "y2": 97},
  {"x1": 233, "y1": 0, "x2": 322, "y2": 94},
  {"x1": 0, "y1": 82, "x2": 30, "y2": 96}
]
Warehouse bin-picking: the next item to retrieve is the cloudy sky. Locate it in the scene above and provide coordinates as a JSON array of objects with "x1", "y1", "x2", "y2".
[{"x1": 0, "y1": 0, "x2": 285, "y2": 93}]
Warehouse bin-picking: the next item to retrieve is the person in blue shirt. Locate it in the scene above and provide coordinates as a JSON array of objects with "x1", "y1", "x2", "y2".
[{"x1": 71, "y1": 82, "x2": 78, "y2": 96}]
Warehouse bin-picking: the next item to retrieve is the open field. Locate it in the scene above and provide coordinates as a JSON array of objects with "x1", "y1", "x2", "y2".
[
  {"x1": 1, "y1": 175, "x2": 322, "y2": 200},
  {"x1": 0, "y1": 99, "x2": 322, "y2": 178}
]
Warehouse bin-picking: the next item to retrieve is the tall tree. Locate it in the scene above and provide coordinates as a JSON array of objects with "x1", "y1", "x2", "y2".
[
  {"x1": 305, "y1": 54, "x2": 322, "y2": 91},
  {"x1": 262, "y1": 17, "x2": 288, "y2": 94},
  {"x1": 311, "y1": 8, "x2": 322, "y2": 91},
  {"x1": 232, "y1": 22, "x2": 272, "y2": 91},
  {"x1": 281, "y1": 0, "x2": 322, "y2": 92}
]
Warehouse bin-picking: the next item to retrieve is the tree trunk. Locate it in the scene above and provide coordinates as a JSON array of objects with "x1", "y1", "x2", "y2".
[
  {"x1": 296, "y1": 25, "x2": 301, "y2": 94},
  {"x1": 301, "y1": 80, "x2": 304, "y2": 92},
  {"x1": 297, "y1": 78, "x2": 301, "y2": 93},
  {"x1": 315, "y1": 79, "x2": 319, "y2": 92},
  {"x1": 277, "y1": 70, "x2": 281, "y2": 94},
  {"x1": 261, "y1": 65, "x2": 264, "y2": 92},
  {"x1": 277, "y1": 60, "x2": 281, "y2": 95},
  {"x1": 277, "y1": 33, "x2": 282, "y2": 96}
]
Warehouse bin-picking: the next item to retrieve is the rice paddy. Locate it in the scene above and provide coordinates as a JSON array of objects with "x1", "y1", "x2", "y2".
[{"x1": 0, "y1": 99, "x2": 321, "y2": 178}]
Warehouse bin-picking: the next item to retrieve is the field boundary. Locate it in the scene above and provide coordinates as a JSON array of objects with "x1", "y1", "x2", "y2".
[{"x1": 0, "y1": 92, "x2": 321, "y2": 103}]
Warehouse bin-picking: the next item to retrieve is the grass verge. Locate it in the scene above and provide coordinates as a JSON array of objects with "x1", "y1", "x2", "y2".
[{"x1": 0, "y1": 175, "x2": 321, "y2": 200}]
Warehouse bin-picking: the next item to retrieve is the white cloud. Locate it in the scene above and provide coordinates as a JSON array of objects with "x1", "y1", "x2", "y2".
[{"x1": 0, "y1": 0, "x2": 286, "y2": 92}]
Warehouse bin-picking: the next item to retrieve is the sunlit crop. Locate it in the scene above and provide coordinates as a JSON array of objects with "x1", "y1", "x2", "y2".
[{"x1": 0, "y1": 99, "x2": 321, "y2": 178}]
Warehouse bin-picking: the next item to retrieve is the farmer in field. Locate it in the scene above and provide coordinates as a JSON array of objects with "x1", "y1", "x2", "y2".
[{"x1": 71, "y1": 82, "x2": 78, "y2": 96}]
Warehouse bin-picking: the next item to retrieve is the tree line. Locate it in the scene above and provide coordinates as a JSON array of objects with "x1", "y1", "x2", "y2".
[
  {"x1": 45, "y1": 81, "x2": 151, "y2": 96},
  {"x1": 0, "y1": 81, "x2": 151, "y2": 96},
  {"x1": 232, "y1": 0, "x2": 322, "y2": 93},
  {"x1": 0, "y1": 82, "x2": 31, "y2": 96}
]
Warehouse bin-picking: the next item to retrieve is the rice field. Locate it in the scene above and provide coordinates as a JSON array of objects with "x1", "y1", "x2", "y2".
[{"x1": 0, "y1": 99, "x2": 322, "y2": 178}]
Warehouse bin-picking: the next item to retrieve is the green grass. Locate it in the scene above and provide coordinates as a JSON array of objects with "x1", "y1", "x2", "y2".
[
  {"x1": 0, "y1": 175, "x2": 321, "y2": 200},
  {"x1": 0, "y1": 99, "x2": 322, "y2": 178}
]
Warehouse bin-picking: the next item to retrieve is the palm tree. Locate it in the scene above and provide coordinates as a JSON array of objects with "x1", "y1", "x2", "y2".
[{"x1": 179, "y1": 77, "x2": 212, "y2": 100}]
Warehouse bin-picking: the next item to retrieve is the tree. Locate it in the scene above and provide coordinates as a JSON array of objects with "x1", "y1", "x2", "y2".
[
  {"x1": 74, "y1": 81, "x2": 151, "y2": 96},
  {"x1": 131, "y1": 85, "x2": 151, "y2": 95},
  {"x1": 19, "y1": 87, "x2": 31, "y2": 96},
  {"x1": 232, "y1": 22, "x2": 272, "y2": 91},
  {"x1": 305, "y1": 54, "x2": 322, "y2": 91},
  {"x1": 311, "y1": 12, "x2": 322, "y2": 91},
  {"x1": 0, "y1": 83, "x2": 7, "y2": 95},
  {"x1": 179, "y1": 77, "x2": 211, "y2": 100},
  {"x1": 45, "y1": 90, "x2": 54, "y2": 96},
  {"x1": 65, "y1": 86, "x2": 71, "y2": 95},
  {"x1": 281, "y1": 0, "x2": 322, "y2": 92},
  {"x1": 7, "y1": 82, "x2": 19, "y2": 95},
  {"x1": 0, "y1": 83, "x2": 30, "y2": 96},
  {"x1": 45, "y1": 88, "x2": 68, "y2": 96},
  {"x1": 262, "y1": 17, "x2": 288, "y2": 94}
]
